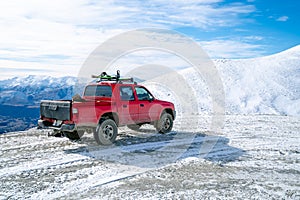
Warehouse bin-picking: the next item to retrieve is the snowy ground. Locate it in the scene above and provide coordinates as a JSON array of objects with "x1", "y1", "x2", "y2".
[{"x1": 0, "y1": 115, "x2": 299, "y2": 199}]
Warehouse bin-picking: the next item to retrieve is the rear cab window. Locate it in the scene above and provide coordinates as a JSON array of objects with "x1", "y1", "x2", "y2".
[{"x1": 84, "y1": 85, "x2": 112, "y2": 97}]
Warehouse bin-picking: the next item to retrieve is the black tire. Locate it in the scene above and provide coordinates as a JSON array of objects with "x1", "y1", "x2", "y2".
[
  {"x1": 127, "y1": 124, "x2": 142, "y2": 131},
  {"x1": 155, "y1": 113, "x2": 173, "y2": 134},
  {"x1": 64, "y1": 130, "x2": 84, "y2": 140},
  {"x1": 94, "y1": 119, "x2": 118, "y2": 145}
]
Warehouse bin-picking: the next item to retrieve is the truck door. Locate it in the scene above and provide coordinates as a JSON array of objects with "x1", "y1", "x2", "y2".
[
  {"x1": 135, "y1": 87, "x2": 155, "y2": 122},
  {"x1": 118, "y1": 86, "x2": 139, "y2": 124}
]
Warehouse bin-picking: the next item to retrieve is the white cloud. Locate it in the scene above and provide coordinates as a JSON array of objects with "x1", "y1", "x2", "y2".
[
  {"x1": 244, "y1": 36, "x2": 263, "y2": 41},
  {"x1": 129, "y1": 0, "x2": 256, "y2": 28},
  {"x1": 0, "y1": 0, "x2": 257, "y2": 79},
  {"x1": 200, "y1": 39, "x2": 265, "y2": 59},
  {"x1": 276, "y1": 16, "x2": 289, "y2": 22}
]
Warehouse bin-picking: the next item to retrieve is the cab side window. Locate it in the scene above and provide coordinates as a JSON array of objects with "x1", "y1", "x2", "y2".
[
  {"x1": 135, "y1": 87, "x2": 153, "y2": 101},
  {"x1": 120, "y1": 86, "x2": 135, "y2": 101}
]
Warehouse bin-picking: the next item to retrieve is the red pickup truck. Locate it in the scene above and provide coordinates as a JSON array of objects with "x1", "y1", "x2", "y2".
[{"x1": 38, "y1": 72, "x2": 176, "y2": 145}]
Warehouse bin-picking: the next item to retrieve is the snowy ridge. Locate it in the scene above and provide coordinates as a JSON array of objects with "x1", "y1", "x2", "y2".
[
  {"x1": 147, "y1": 45, "x2": 300, "y2": 116},
  {"x1": 214, "y1": 45, "x2": 300, "y2": 116}
]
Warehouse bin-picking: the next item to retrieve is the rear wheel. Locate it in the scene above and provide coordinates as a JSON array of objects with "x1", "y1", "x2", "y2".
[
  {"x1": 155, "y1": 113, "x2": 173, "y2": 134},
  {"x1": 94, "y1": 119, "x2": 118, "y2": 145}
]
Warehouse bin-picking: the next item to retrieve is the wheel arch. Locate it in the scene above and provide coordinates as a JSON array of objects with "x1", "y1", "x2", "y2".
[
  {"x1": 162, "y1": 108, "x2": 175, "y2": 120},
  {"x1": 99, "y1": 112, "x2": 119, "y2": 126}
]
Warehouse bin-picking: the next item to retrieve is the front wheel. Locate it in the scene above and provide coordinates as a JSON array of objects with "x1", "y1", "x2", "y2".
[
  {"x1": 94, "y1": 119, "x2": 118, "y2": 145},
  {"x1": 155, "y1": 113, "x2": 173, "y2": 134}
]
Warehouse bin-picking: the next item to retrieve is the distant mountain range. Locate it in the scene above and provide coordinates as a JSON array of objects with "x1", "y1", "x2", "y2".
[
  {"x1": 0, "y1": 46, "x2": 299, "y2": 133},
  {"x1": 0, "y1": 76, "x2": 84, "y2": 133},
  {"x1": 0, "y1": 76, "x2": 78, "y2": 106}
]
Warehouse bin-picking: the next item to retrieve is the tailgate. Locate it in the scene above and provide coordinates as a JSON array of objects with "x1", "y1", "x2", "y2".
[{"x1": 40, "y1": 100, "x2": 72, "y2": 120}]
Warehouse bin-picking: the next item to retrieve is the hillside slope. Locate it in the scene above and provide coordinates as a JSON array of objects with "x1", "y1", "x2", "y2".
[{"x1": 215, "y1": 45, "x2": 300, "y2": 115}]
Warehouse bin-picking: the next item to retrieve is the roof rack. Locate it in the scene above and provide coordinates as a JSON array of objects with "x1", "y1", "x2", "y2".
[{"x1": 91, "y1": 70, "x2": 136, "y2": 84}]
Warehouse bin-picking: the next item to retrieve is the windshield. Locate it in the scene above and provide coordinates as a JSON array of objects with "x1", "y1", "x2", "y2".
[{"x1": 84, "y1": 85, "x2": 112, "y2": 97}]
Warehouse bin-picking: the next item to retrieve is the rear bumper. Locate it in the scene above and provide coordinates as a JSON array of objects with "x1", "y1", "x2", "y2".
[{"x1": 38, "y1": 120, "x2": 76, "y2": 132}]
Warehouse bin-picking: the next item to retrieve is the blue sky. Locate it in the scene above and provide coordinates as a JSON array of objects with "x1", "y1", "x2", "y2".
[{"x1": 0, "y1": 0, "x2": 299, "y2": 79}]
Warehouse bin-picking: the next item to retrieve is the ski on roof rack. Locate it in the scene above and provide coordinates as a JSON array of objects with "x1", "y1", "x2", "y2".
[{"x1": 91, "y1": 70, "x2": 135, "y2": 83}]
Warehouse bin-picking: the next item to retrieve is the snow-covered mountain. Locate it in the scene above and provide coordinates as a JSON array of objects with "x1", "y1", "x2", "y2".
[
  {"x1": 215, "y1": 45, "x2": 300, "y2": 116},
  {"x1": 0, "y1": 75, "x2": 79, "y2": 105},
  {"x1": 0, "y1": 76, "x2": 83, "y2": 133},
  {"x1": 147, "y1": 45, "x2": 300, "y2": 116},
  {"x1": 0, "y1": 46, "x2": 299, "y2": 133},
  {"x1": 1, "y1": 46, "x2": 299, "y2": 115}
]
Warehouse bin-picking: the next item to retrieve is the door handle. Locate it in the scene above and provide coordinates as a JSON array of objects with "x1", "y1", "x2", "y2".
[
  {"x1": 123, "y1": 105, "x2": 127, "y2": 108},
  {"x1": 140, "y1": 104, "x2": 144, "y2": 107}
]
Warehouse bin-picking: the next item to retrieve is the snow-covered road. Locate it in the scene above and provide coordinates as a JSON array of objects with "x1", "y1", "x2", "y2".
[{"x1": 0, "y1": 115, "x2": 299, "y2": 199}]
